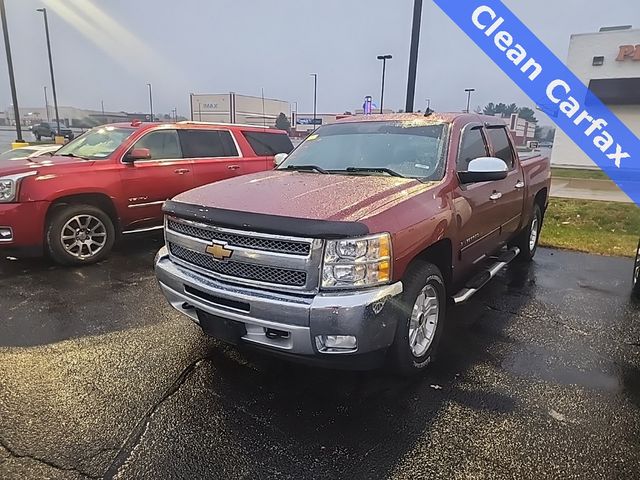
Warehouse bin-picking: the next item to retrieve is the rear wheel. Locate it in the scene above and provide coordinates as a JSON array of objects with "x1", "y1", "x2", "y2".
[
  {"x1": 34, "y1": 132, "x2": 41, "y2": 141},
  {"x1": 391, "y1": 262, "x2": 446, "y2": 375},
  {"x1": 46, "y1": 204, "x2": 115, "y2": 266},
  {"x1": 511, "y1": 203, "x2": 542, "y2": 262}
]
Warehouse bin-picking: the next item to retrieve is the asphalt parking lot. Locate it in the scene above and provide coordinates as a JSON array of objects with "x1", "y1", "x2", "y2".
[{"x1": 0, "y1": 234, "x2": 639, "y2": 480}]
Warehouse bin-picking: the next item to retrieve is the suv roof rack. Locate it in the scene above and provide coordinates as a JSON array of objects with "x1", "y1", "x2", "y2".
[{"x1": 177, "y1": 121, "x2": 270, "y2": 129}]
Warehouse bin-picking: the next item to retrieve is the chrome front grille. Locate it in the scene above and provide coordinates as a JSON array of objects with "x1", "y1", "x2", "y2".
[
  {"x1": 165, "y1": 216, "x2": 322, "y2": 292},
  {"x1": 169, "y1": 243, "x2": 307, "y2": 287},
  {"x1": 167, "y1": 220, "x2": 310, "y2": 256}
]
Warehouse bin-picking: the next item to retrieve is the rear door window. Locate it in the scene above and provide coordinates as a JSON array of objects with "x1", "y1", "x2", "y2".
[
  {"x1": 178, "y1": 130, "x2": 238, "y2": 158},
  {"x1": 242, "y1": 131, "x2": 294, "y2": 156},
  {"x1": 133, "y1": 129, "x2": 181, "y2": 160},
  {"x1": 487, "y1": 127, "x2": 516, "y2": 168},
  {"x1": 457, "y1": 127, "x2": 488, "y2": 171}
]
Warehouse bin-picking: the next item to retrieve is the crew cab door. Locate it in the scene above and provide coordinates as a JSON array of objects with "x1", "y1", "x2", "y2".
[
  {"x1": 485, "y1": 126, "x2": 526, "y2": 240},
  {"x1": 178, "y1": 129, "x2": 246, "y2": 187},
  {"x1": 119, "y1": 128, "x2": 194, "y2": 230},
  {"x1": 453, "y1": 124, "x2": 504, "y2": 268}
]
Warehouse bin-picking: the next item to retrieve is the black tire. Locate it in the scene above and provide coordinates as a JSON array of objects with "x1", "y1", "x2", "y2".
[
  {"x1": 511, "y1": 203, "x2": 542, "y2": 262},
  {"x1": 390, "y1": 262, "x2": 446, "y2": 375},
  {"x1": 46, "y1": 204, "x2": 115, "y2": 266},
  {"x1": 34, "y1": 132, "x2": 41, "y2": 141},
  {"x1": 633, "y1": 239, "x2": 640, "y2": 298}
]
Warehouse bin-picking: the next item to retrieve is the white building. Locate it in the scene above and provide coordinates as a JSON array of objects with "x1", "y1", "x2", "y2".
[
  {"x1": 552, "y1": 26, "x2": 640, "y2": 168},
  {"x1": 190, "y1": 93, "x2": 290, "y2": 127}
]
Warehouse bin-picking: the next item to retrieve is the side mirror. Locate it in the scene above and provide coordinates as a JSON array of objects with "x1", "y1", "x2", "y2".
[
  {"x1": 458, "y1": 157, "x2": 509, "y2": 184},
  {"x1": 274, "y1": 153, "x2": 288, "y2": 167},
  {"x1": 124, "y1": 147, "x2": 151, "y2": 163}
]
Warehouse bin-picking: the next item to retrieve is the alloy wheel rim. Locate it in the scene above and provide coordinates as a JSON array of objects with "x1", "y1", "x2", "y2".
[
  {"x1": 529, "y1": 216, "x2": 539, "y2": 252},
  {"x1": 408, "y1": 284, "x2": 439, "y2": 357},
  {"x1": 61, "y1": 215, "x2": 107, "y2": 259}
]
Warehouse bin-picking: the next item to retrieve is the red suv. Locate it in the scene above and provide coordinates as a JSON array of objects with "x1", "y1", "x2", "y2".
[{"x1": 0, "y1": 121, "x2": 293, "y2": 265}]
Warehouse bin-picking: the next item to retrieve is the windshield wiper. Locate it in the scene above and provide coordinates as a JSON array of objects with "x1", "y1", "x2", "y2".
[
  {"x1": 344, "y1": 167, "x2": 405, "y2": 178},
  {"x1": 59, "y1": 153, "x2": 89, "y2": 160},
  {"x1": 284, "y1": 165, "x2": 328, "y2": 174}
]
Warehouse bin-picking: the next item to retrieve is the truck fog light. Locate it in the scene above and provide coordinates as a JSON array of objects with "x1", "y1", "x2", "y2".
[
  {"x1": 0, "y1": 227, "x2": 12, "y2": 241},
  {"x1": 315, "y1": 335, "x2": 357, "y2": 353}
]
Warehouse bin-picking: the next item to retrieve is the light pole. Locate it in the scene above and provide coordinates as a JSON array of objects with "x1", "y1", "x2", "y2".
[
  {"x1": 146, "y1": 83, "x2": 153, "y2": 121},
  {"x1": 426, "y1": 98, "x2": 431, "y2": 110},
  {"x1": 37, "y1": 8, "x2": 60, "y2": 136},
  {"x1": 44, "y1": 86, "x2": 50, "y2": 122},
  {"x1": 310, "y1": 73, "x2": 317, "y2": 130},
  {"x1": 405, "y1": 0, "x2": 423, "y2": 113},
  {"x1": 377, "y1": 54, "x2": 392, "y2": 114},
  {"x1": 464, "y1": 88, "x2": 475, "y2": 113},
  {"x1": 1, "y1": 0, "x2": 23, "y2": 142}
]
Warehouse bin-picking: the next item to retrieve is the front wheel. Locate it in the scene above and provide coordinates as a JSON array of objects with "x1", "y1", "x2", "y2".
[
  {"x1": 46, "y1": 204, "x2": 115, "y2": 266},
  {"x1": 512, "y1": 203, "x2": 542, "y2": 262},
  {"x1": 390, "y1": 262, "x2": 446, "y2": 375},
  {"x1": 633, "y1": 239, "x2": 640, "y2": 298},
  {"x1": 34, "y1": 132, "x2": 41, "y2": 141}
]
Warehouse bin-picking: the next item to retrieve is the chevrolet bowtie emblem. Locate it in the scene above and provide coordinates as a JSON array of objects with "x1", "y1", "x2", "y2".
[{"x1": 205, "y1": 242, "x2": 233, "y2": 261}]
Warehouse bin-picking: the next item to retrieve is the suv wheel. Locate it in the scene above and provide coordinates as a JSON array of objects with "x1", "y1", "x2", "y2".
[
  {"x1": 633, "y1": 239, "x2": 640, "y2": 298},
  {"x1": 34, "y1": 132, "x2": 41, "y2": 141},
  {"x1": 46, "y1": 204, "x2": 115, "y2": 266},
  {"x1": 391, "y1": 262, "x2": 446, "y2": 375},
  {"x1": 512, "y1": 203, "x2": 542, "y2": 262}
]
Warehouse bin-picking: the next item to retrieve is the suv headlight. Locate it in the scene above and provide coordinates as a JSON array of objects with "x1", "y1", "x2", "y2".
[
  {"x1": 322, "y1": 233, "x2": 392, "y2": 289},
  {"x1": 0, "y1": 171, "x2": 37, "y2": 203}
]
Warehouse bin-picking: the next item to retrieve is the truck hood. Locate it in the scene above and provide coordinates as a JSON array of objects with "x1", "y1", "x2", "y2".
[
  {"x1": 173, "y1": 170, "x2": 434, "y2": 223},
  {"x1": 0, "y1": 155, "x2": 92, "y2": 176}
]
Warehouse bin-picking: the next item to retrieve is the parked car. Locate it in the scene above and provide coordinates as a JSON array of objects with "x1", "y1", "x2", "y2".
[
  {"x1": 0, "y1": 144, "x2": 61, "y2": 161},
  {"x1": 633, "y1": 239, "x2": 640, "y2": 298},
  {"x1": 154, "y1": 113, "x2": 551, "y2": 373},
  {"x1": 0, "y1": 121, "x2": 293, "y2": 264},
  {"x1": 31, "y1": 122, "x2": 75, "y2": 141}
]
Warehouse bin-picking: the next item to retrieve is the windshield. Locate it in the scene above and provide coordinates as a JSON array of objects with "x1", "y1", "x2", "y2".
[
  {"x1": 279, "y1": 121, "x2": 448, "y2": 180},
  {"x1": 0, "y1": 148, "x2": 38, "y2": 160},
  {"x1": 55, "y1": 126, "x2": 135, "y2": 159}
]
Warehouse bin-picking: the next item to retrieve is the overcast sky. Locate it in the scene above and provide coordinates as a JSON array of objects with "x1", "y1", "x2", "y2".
[{"x1": 0, "y1": 0, "x2": 637, "y2": 124}]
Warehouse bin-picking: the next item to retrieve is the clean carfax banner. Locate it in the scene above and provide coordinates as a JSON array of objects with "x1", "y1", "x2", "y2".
[{"x1": 434, "y1": 0, "x2": 640, "y2": 206}]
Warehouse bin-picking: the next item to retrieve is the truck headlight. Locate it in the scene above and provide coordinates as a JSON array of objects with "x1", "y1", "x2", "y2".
[
  {"x1": 0, "y1": 171, "x2": 37, "y2": 203},
  {"x1": 322, "y1": 233, "x2": 392, "y2": 289}
]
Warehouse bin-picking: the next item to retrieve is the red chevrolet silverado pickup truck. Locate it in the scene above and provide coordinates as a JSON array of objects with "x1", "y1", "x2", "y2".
[
  {"x1": 155, "y1": 113, "x2": 551, "y2": 373},
  {"x1": 0, "y1": 121, "x2": 292, "y2": 264}
]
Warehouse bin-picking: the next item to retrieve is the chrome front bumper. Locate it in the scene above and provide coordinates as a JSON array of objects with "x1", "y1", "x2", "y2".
[{"x1": 154, "y1": 246, "x2": 403, "y2": 357}]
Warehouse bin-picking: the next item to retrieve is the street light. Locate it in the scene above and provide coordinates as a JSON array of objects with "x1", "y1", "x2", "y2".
[
  {"x1": 0, "y1": 0, "x2": 22, "y2": 142},
  {"x1": 37, "y1": 8, "x2": 61, "y2": 137},
  {"x1": 377, "y1": 54, "x2": 392, "y2": 114},
  {"x1": 426, "y1": 98, "x2": 431, "y2": 110},
  {"x1": 464, "y1": 88, "x2": 476, "y2": 113},
  {"x1": 310, "y1": 73, "x2": 318, "y2": 130},
  {"x1": 44, "y1": 86, "x2": 50, "y2": 122},
  {"x1": 146, "y1": 83, "x2": 154, "y2": 122}
]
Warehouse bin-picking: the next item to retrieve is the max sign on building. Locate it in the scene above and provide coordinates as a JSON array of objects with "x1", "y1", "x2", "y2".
[
  {"x1": 617, "y1": 45, "x2": 640, "y2": 61},
  {"x1": 434, "y1": 0, "x2": 640, "y2": 206}
]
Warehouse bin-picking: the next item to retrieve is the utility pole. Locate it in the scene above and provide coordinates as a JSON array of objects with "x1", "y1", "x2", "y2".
[
  {"x1": 44, "y1": 86, "x2": 50, "y2": 122},
  {"x1": 37, "y1": 8, "x2": 60, "y2": 136},
  {"x1": 146, "y1": 83, "x2": 153, "y2": 121},
  {"x1": 0, "y1": 0, "x2": 23, "y2": 142},
  {"x1": 310, "y1": 73, "x2": 318, "y2": 130},
  {"x1": 405, "y1": 0, "x2": 423, "y2": 113},
  {"x1": 377, "y1": 54, "x2": 392, "y2": 114}
]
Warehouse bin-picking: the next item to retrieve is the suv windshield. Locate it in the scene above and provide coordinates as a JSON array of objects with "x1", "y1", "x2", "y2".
[
  {"x1": 55, "y1": 126, "x2": 135, "y2": 159},
  {"x1": 279, "y1": 121, "x2": 449, "y2": 180}
]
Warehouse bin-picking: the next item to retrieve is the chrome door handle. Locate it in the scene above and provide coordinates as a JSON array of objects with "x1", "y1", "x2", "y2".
[
  {"x1": 515, "y1": 180, "x2": 525, "y2": 189},
  {"x1": 174, "y1": 168, "x2": 190, "y2": 175},
  {"x1": 227, "y1": 165, "x2": 240, "y2": 170},
  {"x1": 489, "y1": 192, "x2": 503, "y2": 201}
]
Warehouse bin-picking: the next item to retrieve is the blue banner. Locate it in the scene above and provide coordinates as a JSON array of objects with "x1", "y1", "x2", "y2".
[{"x1": 433, "y1": 0, "x2": 640, "y2": 206}]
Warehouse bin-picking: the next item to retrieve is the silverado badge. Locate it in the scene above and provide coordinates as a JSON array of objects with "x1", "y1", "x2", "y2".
[{"x1": 205, "y1": 242, "x2": 233, "y2": 261}]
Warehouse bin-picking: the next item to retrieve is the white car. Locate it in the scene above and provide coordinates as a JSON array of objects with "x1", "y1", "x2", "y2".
[{"x1": 0, "y1": 144, "x2": 61, "y2": 162}]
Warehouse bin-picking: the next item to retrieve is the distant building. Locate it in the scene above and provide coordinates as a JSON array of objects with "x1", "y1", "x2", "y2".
[
  {"x1": 551, "y1": 26, "x2": 640, "y2": 168},
  {"x1": 3, "y1": 106, "x2": 153, "y2": 128},
  {"x1": 190, "y1": 93, "x2": 289, "y2": 127}
]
